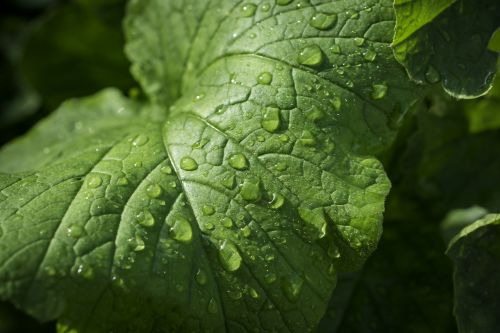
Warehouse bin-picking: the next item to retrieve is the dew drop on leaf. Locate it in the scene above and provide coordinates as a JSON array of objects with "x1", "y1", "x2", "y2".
[
  {"x1": 241, "y1": 225, "x2": 252, "y2": 238},
  {"x1": 160, "y1": 165, "x2": 172, "y2": 174},
  {"x1": 363, "y1": 49, "x2": 377, "y2": 61},
  {"x1": 133, "y1": 235, "x2": 145, "y2": 252},
  {"x1": 67, "y1": 225, "x2": 84, "y2": 238},
  {"x1": 202, "y1": 205, "x2": 216, "y2": 216},
  {"x1": 298, "y1": 45, "x2": 323, "y2": 67},
  {"x1": 330, "y1": 96, "x2": 342, "y2": 111},
  {"x1": 137, "y1": 210, "x2": 155, "y2": 227},
  {"x1": 132, "y1": 134, "x2": 149, "y2": 147},
  {"x1": 353, "y1": 37, "x2": 365, "y2": 46},
  {"x1": 192, "y1": 138, "x2": 209, "y2": 149},
  {"x1": 117, "y1": 177, "x2": 129, "y2": 186},
  {"x1": 371, "y1": 83, "x2": 388, "y2": 100},
  {"x1": 249, "y1": 287, "x2": 260, "y2": 299},
  {"x1": 261, "y1": 106, "x2": 281, "y2": 132},
  {"x1": 180, "y1": 156, "x2": 198, "y2": 171},
  {"x1": 282, "y1": 274, "x2": 304, "y2": 302},
  {"x1": 221, "y1": 174, "x2": 236, "y2": 189},
  {"x1": 195, "y1": 268, "x2": 207, "y2": 285},
  {"x1": 240, "y1": 179, "x2": 261, "y2": 202},
  {"x1": 269, "y1": 193, "x2": 285, "y2": 209},
  {"x1": 222, "y1": 217, "x2": 234, "y2": 228},
  {"x1": 306, "y1": 105, "x2": 325, "y2": 122},
  {"x1": 264, "y1": 272, "x2": 277, "y2": 284},
  {"x1": 261, "y1": 2, "x2": 271, "y2": 11},
  {"x1": 330, "y1": 44, "x2": 341, "y2": 54},
  {"x1": 279, "y1": 134, "x2": 289, "y2": 142},
  {"x1": 86, "y1": 175, "x2": 102, "y2": 188},
  {"x1": 299, "y1": 130, "x2": 316, "y2": 146},
  {"x1": 218, "y1": 240, "x2": 242, "y2": 272},
  {"x1": 240, "y1": 3, "x2": 257, "y2": 17},
  {"x1": 257, "y1": 72, "x2": 273, "y2": 85},
  {"x1": 170, "y1": 217, "x2": 193, "y2": 243},
  {"x1": 228, "y1": 153, "x2": 249, "y2": 170},
  {"x1": 309, "y1": 13, "x2": 337, "y2": 30},
  {"x1": 146, "y1": 184, "x2": 163, "y2": 198}
]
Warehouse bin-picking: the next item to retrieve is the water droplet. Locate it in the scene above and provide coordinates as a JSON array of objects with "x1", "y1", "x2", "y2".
[
  {"x1": 298, "y1": 207, "x2": 327, "y2": 238},
  {"x1": 264, "y1": 272, "x2": 277, "y2": 284},
  {"x1": 309, "y1": 13, "x2": 337, "y2": 30},
  {"x1": 261, "y1": 106, "x2": 281, "y2": 133},
  {"x1": 371, "y1": 83, "x2": 388, "y2": 100},
  {"x1": 218, "y1": 240, "x2": 242, "y2": 272},
  {"x1": 306, "y1": 105, "x2": 325, "y2": 122},
  {"x1": 330, "y1": 44, "x2": 341, "y2": 54},
  {"x1": 327, "y1": 243, "x2": 341, "y2": 259},
  {"x1": 298, "y1": 45, "x2": 323, "y2": 67},
  {"x1": 195, "y1": 93, "x2": 205, "y2": 101},
  {"x1": 132, "y1": 134, "x2": 149, "y2": 147},
  {"x1": 241, "y1": 225, "x2": 252, "y2": 238},
  {"x1": 67, "y1": 225, "x2": 84, "y2": 238},
  {"x1": 133, "y1": 161, "x2": 143, "y2": 168},
  {"x1": 353, "y1": 37, "x2": 365, "y2": 46},
  {"x1": 171, "y1": 217, "x2": 193, "y2": 243},
  {"x1": 204, "y1": 222, "x2": 215, "y2": 231},
  {"x1": 228, "y1": 289, "x2": 243, "y2": 300},
  {"x1": 134, "y1": 235, "x2": 145, "y2": 252},
  {"x1": 269, "y1": 193, "x2": 285, "y2": 209},
  {"x1": 180, "y1": 156, "x2": 198, "y2": 171},
  {"x1": 87, "y1": 175, "x2": 102, "y2": 188},
  {"x1": 240, "y1": 3, "x2": 257, "y2": 17},
  {"x1": 249, "y1": 287, "x2": 260, "y2": 299},
  {"x1": 257, "y1": 135, "x2": 265, "y2": 142},
  {"x1": 299, "y1": 130, "x2": 316, "y2": 146},
  {"x1": 279, "y1": 134, "x2": 289, "y2": 142},
  {"x1": 261, "y1": 2, "x2": 271, "y2": 11},
  {"x1": 137, "y1": 210, "x2": 155, "y2": 227},
  {"x1": 146, "y1": 184, "x2": 163, "y2": 198},
  {"x1": 117, "y1": 177, "x2": 129, "y2": 186},
  {"x1": 202, "y1": 205, "x2": 215, "y2": 216},
  {"x1": 221, "y1": 174, "x2": 236, "y2": 189},
  {"x1": 240, "y1": 180, "x2": 261, "y2": 202},
  {"x1": 222, "y1": 217, "x2": 234, "y2": 228},
  {"x1": 228, "y1": 153, "x2": 248, "y2": 170},
  {"x1": 249, "y1": 32, "x2": 257, "y2": 39},
  {"x1": 195, "y1": 268, "x2": 207, "y2": 285},
  {"x1": 75, "y1": 263, "x2": 94, "y2": 279},
  {"x1": 330, "y1": 96, "x2": 342, "y2": 111},
  {"x1": 282, "y1": 274, "x2": 304, "y2": 302},
  {"x1": 425, "y1": 66, "x2": 441, "y2": 83},
  {"x1": 257, "y1": 72, "x2": 273, "y2": 85},
  {"x1": 275, "y1": 162, "x2": 288, "y2": 171},
  {"x1": 363, "y1": 49, "x2": 377, "y2": 61},
  {"x1": 265, "y1": 253, "x2": 275, "y2": 262},
  {"x1": 161, "y1": 165, "x2": 172, "y2": 174},
  {"x1": 277, "y1": 0, "x2": 293, "y2": 5},
  {"x1": 346, "y1": 80, "x2": 354, "y2": 88},
  {"x1": 192, "y1": 138, "x2": 209, "y2": 149}
]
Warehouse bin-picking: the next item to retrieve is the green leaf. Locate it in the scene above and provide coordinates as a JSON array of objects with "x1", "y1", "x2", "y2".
[
  {"x1": 446, "y1": 214, "x2": 500, "y2": 333},
  {"x1": 392, "y1": 0, "x2": 500, "y2": 98},
  {"x1": 1, "y1": 0, "x2": 423, "y2": 331}
]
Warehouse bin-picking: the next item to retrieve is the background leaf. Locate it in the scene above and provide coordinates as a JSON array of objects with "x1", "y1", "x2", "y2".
[
  {"x1": 392, "y1": 0, "x2": 500, "y2": 98},
  {"x1": 446, "y1": 214, "x2": 500, "y2": 333}
]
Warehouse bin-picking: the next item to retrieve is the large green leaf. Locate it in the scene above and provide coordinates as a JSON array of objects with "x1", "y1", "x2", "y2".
[
  {"x1": 446, "y1": 214, "x2": 500, "y2": 333},
  {"x1": 0, "y1": 0, "x2": 422, "y2": 331},
  {"x1": 392, "y1": 0, "x2": 500, "y2": 98}
]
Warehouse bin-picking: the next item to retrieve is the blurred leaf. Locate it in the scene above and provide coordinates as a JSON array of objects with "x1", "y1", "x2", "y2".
[{"x1": 21, "y1": 0, "x2": 135, "y2": 110}]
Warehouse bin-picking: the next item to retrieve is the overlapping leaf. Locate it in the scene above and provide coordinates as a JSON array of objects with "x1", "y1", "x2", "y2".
[{"x1": 392, "y1": 0, "x2": 500, "y2": 98}]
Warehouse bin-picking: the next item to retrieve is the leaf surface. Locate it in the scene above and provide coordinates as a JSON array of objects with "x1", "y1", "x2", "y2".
[{"x1": 0, "y1": 0, "x2": 423, "y2": 331}]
